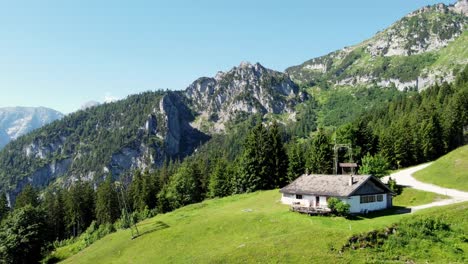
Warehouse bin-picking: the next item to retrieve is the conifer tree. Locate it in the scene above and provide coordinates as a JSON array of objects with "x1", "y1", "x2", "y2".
[
  {"x1": 0, "y1": 192, "x2": 9, "y2": 222},
  {"x1": 268, "y1": 121, "x2": 289, "y2": 187},
  {"x1": 208, "y1": 157, "x2": 232, "y2": 198},
  {"x1": 306, "y1": 130, "x2": 332, "y2": 174},
  {"x1": 287, "y1": 142, "x2": 305, "y2": 181},
  {"x1": 96, "y1": 176, "x2": 119, "y2": 225},
  {"x1": 42, "y1": 190, "x2": 66, "y2": 241},
  {"x1": 14, "y1": 185, "x2": 39, "y2": 209},
  {"x1": 64, "y1": 181, "x2": 95, "y2": 237},
  {"x1": 420, "y1": 114, "x2": 444, "y2": 161},
  {"x1": 235, "y1": 123, "x2": 272, "y2": 192}
]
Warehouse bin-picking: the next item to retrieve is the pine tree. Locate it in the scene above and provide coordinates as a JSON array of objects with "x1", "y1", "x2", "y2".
[
  {"x1": 420, "y1": 114, "x2": 444, "y2": 161},
  {"x1": 42, "y1": 190, "x2": 66, "y2": 241},
  {"x1": 208, "y1": 158, "x2": 232, "y2": 198},
  {"x1": 64, "y1": 181, "x2": 95, "y2": 237},
  {"x1": 235, "y1": 123, "x2": 272, "y2": 192},
  {"x1": 268, "y1": 121, "x2": 289, "y2": 187},
  {"x1": 306, "y1": 131, "x2": 332, "y2": 174},
  {"x1": 0, "y1": 192, "x2": 9, "y2": 222},
  {"x1": 96, "y1": 176, "x2": 120, "y2": 225},
  {"x1": 14, "y1": 185, "x2": 39, "y2": 209},
  {"x1": 287, "y1": 142, "x2": 305, "y2": 181},
  {"x1": 129, "y1": 170, "x2": 144, "y2": 212}
]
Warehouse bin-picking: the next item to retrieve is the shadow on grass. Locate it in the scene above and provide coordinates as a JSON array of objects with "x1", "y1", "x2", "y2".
[
  {"x1": 347, "y1": 206, "x2": 411, "y2": 221},
  {"x1": 134, "y1": 221, "x2": 170, "y2": 239}
]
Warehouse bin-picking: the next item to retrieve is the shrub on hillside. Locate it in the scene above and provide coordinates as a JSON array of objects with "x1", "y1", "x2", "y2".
[
  {"x1": 387, "y1": 177, "x2": 402, "y2": 195},
  {"x1": 328, "y1": 197, "x2": 350, "y2": 216}
]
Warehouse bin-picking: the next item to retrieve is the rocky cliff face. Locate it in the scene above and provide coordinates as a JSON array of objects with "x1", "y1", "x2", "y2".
[
  {"x1": 0, "y1": 107, "x2": 63, "y2": 149},
  {"x1": 286, "y1": 0, "x2": 468, "y2": 91},
  {"x1": 186, "y1": 62, "x2": 305, "y2": 132}
]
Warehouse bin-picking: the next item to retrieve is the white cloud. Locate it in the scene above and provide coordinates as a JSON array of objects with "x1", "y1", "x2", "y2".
[{"x1": 103, "y1": 93, "x2": 119, "y2": 103}]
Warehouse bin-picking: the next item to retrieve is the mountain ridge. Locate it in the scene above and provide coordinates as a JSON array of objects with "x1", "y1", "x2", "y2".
[
  {"x1": 286, "y1": 0, "x2": 468, "y2": 91},
  {"x1": 0, "y1": 106, "x2": 63, "y2": 149}
]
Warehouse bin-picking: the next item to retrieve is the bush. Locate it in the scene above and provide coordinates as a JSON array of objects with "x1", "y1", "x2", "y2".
[
  {"x1": 387, "y1": 177, "x2": 402, "y2": 195},
  {"x1": 328, "y1": 197, "x2": 350, "y2": 216}
]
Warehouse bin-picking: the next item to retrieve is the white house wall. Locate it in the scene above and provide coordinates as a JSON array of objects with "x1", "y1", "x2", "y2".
[
  {"x1": 341, "y1": 194, "x2": 388, "y2": 213},
  {"x1": 281, "y1": 193, "x2": 328, "y2": 207}
]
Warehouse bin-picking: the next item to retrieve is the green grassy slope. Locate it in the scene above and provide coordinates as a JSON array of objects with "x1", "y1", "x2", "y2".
[
  {"x1": 57, "y1": 189, "x2": 463, "y2": 263},
  {"x1": 393, "y1": 187, "x2": 449, "y2": 207},
  {"x1": 344, "y1": 202, "x2": 468, "y2": 263},
  {"x1": 414, "y1": 145, "x2": 468, "y2": 191}
]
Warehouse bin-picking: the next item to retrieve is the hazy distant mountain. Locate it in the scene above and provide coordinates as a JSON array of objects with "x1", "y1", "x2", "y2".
[{"x1": 0, "y1": 107, "x2": 63, "y2": 149}]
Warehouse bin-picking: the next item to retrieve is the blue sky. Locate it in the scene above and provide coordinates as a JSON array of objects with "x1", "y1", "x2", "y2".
[{"x1": 0, "y1": 0, "x2": 454, "y2": 113}]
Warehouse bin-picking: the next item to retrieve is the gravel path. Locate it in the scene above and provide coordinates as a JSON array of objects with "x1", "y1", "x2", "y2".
[{"x1": 382, "y1": 163, "x2": 468, "y2": 212}]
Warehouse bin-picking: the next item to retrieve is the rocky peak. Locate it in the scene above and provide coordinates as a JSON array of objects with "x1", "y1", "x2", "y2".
[
  {"x1": 367, "y1": 2, "x2": 467, "y2": 57},
  {"x1": 185, "y1": 62, "x2": 304, "y2": 132},
  {"x1": 451, "y1": 0, "x2": 468, "y2": 15},
  {"x1": 286, "y1": 1, "x2": 467, "y2": 91}
]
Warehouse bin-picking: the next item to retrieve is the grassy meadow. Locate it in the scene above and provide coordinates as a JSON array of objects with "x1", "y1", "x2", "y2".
[
  {"x1": 53, "y1": 189, "x2": 467, "y2": 263},
  {"x1": 393, "y1": 187, "x2": 449, "y2": 207},
  {"x1": 414, "y1": 145, "x2": 468, "y2": 191}
]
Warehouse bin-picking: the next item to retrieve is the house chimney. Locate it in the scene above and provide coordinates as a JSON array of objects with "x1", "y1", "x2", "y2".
[{"x1": 349, "y1": 175, "x2": 354, "y2": 186}]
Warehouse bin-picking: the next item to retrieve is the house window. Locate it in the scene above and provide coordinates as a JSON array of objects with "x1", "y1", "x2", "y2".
[
  {"x1": 360, "y1": 196, "x2": 367, "y2": 203},
  {"x1": 296, "y1": 194, "x2": 303, "y2": 199},
  {"x1": 377, "y1": 194, "x2": 383, "y2": 202},
  {"x1": 360, "y1": 195, "x2": 383, "y2": 204}
]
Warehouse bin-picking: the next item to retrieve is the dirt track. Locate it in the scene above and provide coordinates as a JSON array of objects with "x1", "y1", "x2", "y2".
[{"x1": 382, "y1": 163, "x2": 468, "y2": 212}]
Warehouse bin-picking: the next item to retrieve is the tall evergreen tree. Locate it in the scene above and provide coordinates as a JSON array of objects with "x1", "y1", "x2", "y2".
[
  {"x1": 306, "y1": 131, "x2": 332, "y2": 174},
  {"x1": 64, "y1": 181, "x2": 95, "y2": 237},
  {"x1": 268, "y1": 121, "x2": 289, "y2": 187},
  {"x1": 42, "y1": 190, "x2": 66, "y2": 241},
  {"x1": 96, "y1": 176, "x2": 120, "y2": 225},
  {"x1": 208, "y1": 157, "x2": 232, "y2": 198},
  {"x1": 14, "y1": 185, "x2": 39, "y2": 209},
  {"x1": 235, "y1": 123, "x2": 272, "y2": 192},
  {"x1": 420, "y1": 114, "x2": 444, "y2": 161},
  {"x1": 0, "y1": 192, "x2": 9, "y2": 222},
  {"x1": 287, "y1": 142, "x2": 305, "y2": 181}
]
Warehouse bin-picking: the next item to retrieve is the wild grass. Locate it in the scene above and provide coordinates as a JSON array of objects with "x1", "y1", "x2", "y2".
[
  {"x1": 414, "y1": 145, "x2": 468, "y2": 191},
  {"x1": 54, "y1": 189, "x2": 466, "y2": 263},
  {"x1": 393, "y1": 187, "x2": 449, "y2": 207}
]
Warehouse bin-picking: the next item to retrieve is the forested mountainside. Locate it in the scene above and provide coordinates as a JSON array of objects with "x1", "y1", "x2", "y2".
[
  {"x1": 0, "y1": 107, "x2": 63, "y2": 149},
  {"x1": 286, "y1": 0, "x2": 468, "y2": 91},
  {"x1": 0, "y1": 62, "x2": 305, "y2": 204},
  {"x1": 0, "y1": 91, "x2": 209, "y2": 204}
]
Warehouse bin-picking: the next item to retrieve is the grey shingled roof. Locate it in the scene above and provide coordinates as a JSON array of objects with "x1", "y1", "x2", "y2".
[{"x1": 279, "y1": 174, "x2": 388, "y2": 197}]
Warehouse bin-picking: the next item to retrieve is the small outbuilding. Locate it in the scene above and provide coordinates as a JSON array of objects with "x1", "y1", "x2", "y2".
[{"x1": 280, "y1": 174, "x2": 393, "y2": 214}]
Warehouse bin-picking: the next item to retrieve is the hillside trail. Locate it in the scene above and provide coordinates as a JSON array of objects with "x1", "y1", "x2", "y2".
[{"x1": 382, "y1": 163, "x2": 468, "y2": 213}]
